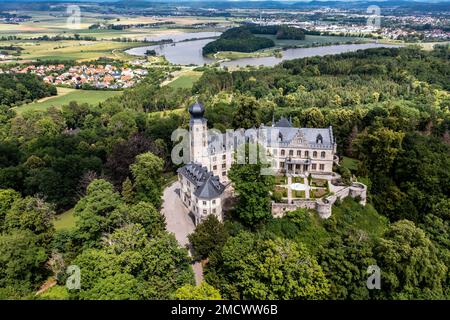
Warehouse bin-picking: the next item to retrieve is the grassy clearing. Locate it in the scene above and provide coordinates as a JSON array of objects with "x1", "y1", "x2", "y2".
[
  {"x1": 213, "y1": 50, "x2": 275, "y2": 60},
  {"x1": 341, "y1": 156, "x2": 359, "y2": 171},
  {"x1": 167, "y1": 70, "x2": 203, "y2": 89},
  {"x1": 418, "y1": 41, "x2": 450, "y2": 51},
  {"x1": 53, "y1": 209, "x2": 76, "y2": 231},
  {"x1": 16, "y1": 89, "x2": 122, "y2": 113}
]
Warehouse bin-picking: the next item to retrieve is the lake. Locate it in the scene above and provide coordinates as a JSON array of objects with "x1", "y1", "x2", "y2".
[
  {"x1": 127, "y1": 37, "x2": 401, "y2": 67},
  {"x1": 142, "y1": 31, "x2": 221, "y2": 43}
]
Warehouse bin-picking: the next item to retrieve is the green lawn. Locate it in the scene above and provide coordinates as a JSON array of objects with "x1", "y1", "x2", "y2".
[
  {"x1": 53, "y1": 209, "x2": 76, "y2": 231},
  {"x1": 341, "y1": 156, "x2": 359, "y2": 172},
  {"x1": 16, "y1": 89, "x2": 122, "y2": 113}
]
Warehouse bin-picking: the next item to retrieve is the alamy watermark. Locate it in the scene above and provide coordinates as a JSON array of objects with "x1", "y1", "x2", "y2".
[
  {"x1": 66, "y1": 5, "x2": 81, "y2": 30},
  {"x1": 367, "y1": 5, "x2": 381, "y2": 31},
  {"x1": 66, "y1": 265, "x2": 81, "y2": 290},
  {"x1": 171, "y1": 127, "x2": 279, "y2": 175},
  {"x1": 366, "y1": 265, "x2": 381, "y2": 290}
]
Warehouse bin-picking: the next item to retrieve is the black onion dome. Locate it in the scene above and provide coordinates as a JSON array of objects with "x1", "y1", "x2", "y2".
[{"x1": 189, "y1": 101, "x2": 205, "y2": 118}]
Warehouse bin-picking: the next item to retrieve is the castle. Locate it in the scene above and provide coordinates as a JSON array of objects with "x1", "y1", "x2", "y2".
[{"x1": 177, "y1": 102, "x2": 367, "y2": 225}]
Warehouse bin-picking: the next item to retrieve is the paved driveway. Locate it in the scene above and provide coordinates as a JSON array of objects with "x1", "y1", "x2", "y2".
[{"x1": 161, "y1": 181, "x2": 203, "y2": 284}]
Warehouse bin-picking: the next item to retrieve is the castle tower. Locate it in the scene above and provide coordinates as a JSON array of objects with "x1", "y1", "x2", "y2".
[{"x1": 189, "y1": 102, "x2": 208, "y2": 164}]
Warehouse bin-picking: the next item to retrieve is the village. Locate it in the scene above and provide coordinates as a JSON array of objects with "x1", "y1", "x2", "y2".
[{"x1": 0, "y1": 61, "x2": 149, "y2": 89}]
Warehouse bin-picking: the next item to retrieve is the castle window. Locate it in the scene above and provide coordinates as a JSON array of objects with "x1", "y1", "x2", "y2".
[
  {"x1": 305, "y1": 151, "x2": 309, "y2": 157},
  {"x1": 289, "y1": 150, "x2": 294, "y2": 156},
  {"x1": 213, "y1": 165, "x2": 217, "y2": 170},
  {"x1": 320, "y1": 164, "x2": 325, "y2": 171},
  {"x1": 212, "y1": 209, "x2": 216, "y2": 214},
  {"x1": 222, "y1": 163, "x2": 226, "y2": 169},
  {"x1": 313, "y1": 151, "x2": 317, "y2": 158},
  {"x1": 312, "y1": 164, "x2": 317, "y2": 170},
  {"x1": 281, "y1": 149, "x2": 285, "y2": 156},
  {"x1": 222, "y1": 171, "x2": 226, "y2": 176},
  {"x1": 222, "y1": 155, "x2": 226, "y2": 160},
  {"x1": 321, "y1": 151, "x2": 326, "y2": 158},
  {"x1": 203, "y1": 201, "x2": 207, "y2": 205},
  {"x1": 297, "y1": 150, "x2": 301, "y2": 156},
  {"x1": 212, "y1": 200, "x2": 216, "y2": 205}
]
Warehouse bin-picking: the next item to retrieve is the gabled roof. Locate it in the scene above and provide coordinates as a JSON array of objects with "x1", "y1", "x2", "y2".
[{"x1": 177, "y1": 162, "x2": 225, "y2": 199}]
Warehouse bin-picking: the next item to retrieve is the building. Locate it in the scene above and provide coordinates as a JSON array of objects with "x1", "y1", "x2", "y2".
[
  {"x1": 177, "y1": 162, "x2": 226, "y2": 225},
  {"x1": 187, "y1": 101, "x2": 337, "y2": 181},
  {"x1": 178, "y1": 101, "x2": 366, "y2": 224}
]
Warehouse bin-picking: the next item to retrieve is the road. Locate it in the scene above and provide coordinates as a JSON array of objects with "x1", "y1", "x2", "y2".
[{"x1": 161, "y1": 181, "x2": 203, "y2": 285}]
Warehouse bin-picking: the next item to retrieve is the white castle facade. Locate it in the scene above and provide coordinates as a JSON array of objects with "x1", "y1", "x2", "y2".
[{"x1": 178, "y1": 102, "x2": 367, "y2": 225}]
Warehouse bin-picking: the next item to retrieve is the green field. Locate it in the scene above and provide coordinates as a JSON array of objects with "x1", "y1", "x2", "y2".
[
  {"x1": 16, "y1": 89, "x2": 122, "y2": 113},
  {"x1": 167, "y1": 70, "x2": 203, "y2": 89},
  {"x1": 1, "y1": 40, "x2": 146, "y2": 61},
  {"x1": 53, "y1": 209, "x2": 76, "y2": 231},
  {"x1": 259, "y1": 34, "x2": 367, "y2": 48}
]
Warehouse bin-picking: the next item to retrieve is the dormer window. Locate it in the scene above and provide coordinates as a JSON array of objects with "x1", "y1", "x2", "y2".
[{"x1": 316, "y1": 134, "x2": 323, "y2": 144}]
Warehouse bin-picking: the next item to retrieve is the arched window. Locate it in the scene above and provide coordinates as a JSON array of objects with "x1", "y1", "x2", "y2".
[
  {"x1": 321, "y1": 151, "x2": 326, "y2": 158},
  {"x1": 305, "y1": 151, "x2": 309, "y2": 157},
  {"x1": 313, "y1": 151, "x2": 317, "y2": 158},
  {"x1": 281, "y1": 149, "x2": 285, "y2": 156}
]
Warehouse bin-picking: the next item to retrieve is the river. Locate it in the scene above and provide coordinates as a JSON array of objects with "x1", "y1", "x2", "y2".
[{"x1": 126, "y1": 34, "x2": 401, "y2": 67}]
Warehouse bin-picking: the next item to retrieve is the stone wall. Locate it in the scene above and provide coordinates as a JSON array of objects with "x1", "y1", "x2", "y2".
[{"x1": 271, "y1": 182, "x2": 367, "y2": 219}]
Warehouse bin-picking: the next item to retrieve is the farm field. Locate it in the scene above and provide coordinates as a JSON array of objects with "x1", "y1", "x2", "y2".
[
  {"x1": 16, "y1": 89, "x2": 122, "y2": 113},
  {"x1": 0, "y1": 40, "x2": 146, "y2": 61}
]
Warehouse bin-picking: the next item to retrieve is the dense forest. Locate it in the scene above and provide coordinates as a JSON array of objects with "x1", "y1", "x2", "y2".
[
  {"x1": 0, "y1": 45, "x2": 449, "y2": 299},
  {"x1": 0, "y1": 74, "x2": 56, "y2": 106},
  {"x1": 243, "y1": 24, "x2": 306, "y2": 40},
  {"x1": 202, "y1": 25, "x2": 306, "y2": 55},
  {"x1": 202, "y1": 27, "x2": 275, "y2": 55}
]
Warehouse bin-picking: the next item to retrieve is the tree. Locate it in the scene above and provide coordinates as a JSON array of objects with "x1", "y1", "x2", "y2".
[
  {"x1": 107, "y1": 111, "x2": 138, "y2": 139},
  {"x1": 81, "y1": 273, "x2": 143, "y2": 300},
  {"x1": 4, "y1": 195, "x2": 55, "y2": 245},
  {"x1": 125, "y1": 201, "x2": 166, "y2": 238},
  {"x1": 73, "y1": 224, "x2": 194, "y2": 299},
  {"x1": 0, "y1": 188, "x2": 20, "y2": 231},
  {"x1": 0, "y1": 230, "x2": 48, "y2": 293},
  {"x1": 73, "y1": 179, "x2": 123, "y2": 247},
  {"x1": 188, "y1": 215, "x2": 228, "y2": 261},
  {"x1": 175, "y1": 282, "x2": 222, "y2": 300},
  {"x1": 318, "y1": 235, "x2": 376, "y2": 300},
  {"x1": 373, "y1": 220, "x2": 447, "y2": 299},
  {"x1": 228, "y1": 146, "x2": 274, "y2": 226},
  {"x1": 130, "y1": 152, "x2": 164, "y2": 208},
  {"x1": 209, "y1": 231, "x2": 330, "y2": 299},
  {"x1": 353, "y1": 126, "x2": 405, "y2": 174},
  {"x1": 105, "y1": 133, "x2": 161, "y2": 188},
  {"x1": 121, "y1": 177, "x2": 135, "y2": 204},
  {"x1": 232, "y1": 95, "x2": 261, "y2": 129}
]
